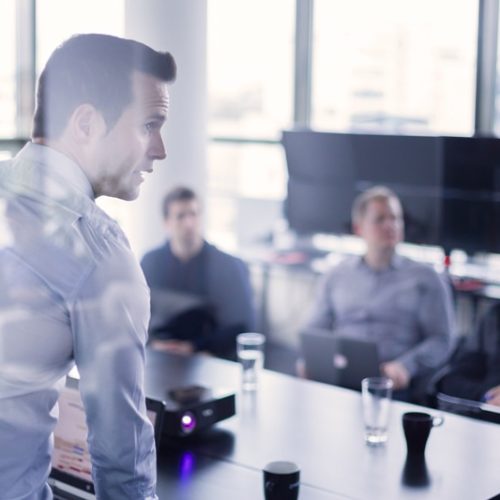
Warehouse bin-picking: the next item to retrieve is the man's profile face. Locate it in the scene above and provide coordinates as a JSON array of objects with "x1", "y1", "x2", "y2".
[
  {"x1": 355, "y1": 197, "x2": 403, "y2": 252},
  {"x1": 165, "y1": 199, "x2": 202, "y2": 247},
  {"x1": 93, "y1": 71, "x2": 169, "y2": 200}
]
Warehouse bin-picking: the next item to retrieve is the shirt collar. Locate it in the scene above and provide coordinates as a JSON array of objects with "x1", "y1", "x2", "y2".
[
  {"x1": 355, "y1": 252, "x2": 403, "y2": 271},
  {"x1": 166, "y1": 240, "x2": 207, "y2": 262},
  {"x1": 17, "y1": 142, "x2": 95, "y2": 200}
]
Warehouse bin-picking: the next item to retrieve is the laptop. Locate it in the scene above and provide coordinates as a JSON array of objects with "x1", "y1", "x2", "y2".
[
  {"x1": 49, "y1": 376, "x2": 165, "y2": 499},
  {"x1": 300, "y1": 328, "x2": 381, "y2": 390}
]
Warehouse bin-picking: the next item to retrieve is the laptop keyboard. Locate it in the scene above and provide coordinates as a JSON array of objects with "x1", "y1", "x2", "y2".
[{"x1": 51, "y1": 485, "x2": 85, "y2": 500}]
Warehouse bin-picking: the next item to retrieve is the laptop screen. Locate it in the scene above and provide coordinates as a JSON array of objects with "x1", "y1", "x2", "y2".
[
  {"x1": 300, "y1": 328, "x2": 380, "y2": 390},
  {"x1": 49, "y1": 376, "x2": 164, "y2": 498}
]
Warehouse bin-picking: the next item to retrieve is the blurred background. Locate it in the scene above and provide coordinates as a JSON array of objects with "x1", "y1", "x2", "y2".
[{"x1": 2, "y1": 0, "x2": 500, "y2": 364}]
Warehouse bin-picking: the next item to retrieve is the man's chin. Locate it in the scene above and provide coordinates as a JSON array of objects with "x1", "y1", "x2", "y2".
[
  {"x1": 115, "y1": 185, "x2": 141, "y2": 201},
  {"x1": 376, "y1": 241, "x2": 398, "y2": 253}
]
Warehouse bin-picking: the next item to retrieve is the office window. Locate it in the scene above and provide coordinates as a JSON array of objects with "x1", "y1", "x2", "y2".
[
  {"x1": 206, "y1": 142, "x2": 286, "y2": 249},
  {"x1": 0, "y1": 1, "x2": 17, "y2": 138},
  {"x1": 207, "y1": 0, "x2": 295, "y2": 249},
  {"x1": 312, "y1": 0, "x2": 478, "y2": 135},
  {"x1": 209, "y1": 142, "x2": 286, "y2": 200},
  {"x1": 0, "y1": 1, "x2": 125, "y2": 139},
  {"x1": 207, "y1": 0, "x2": 295, "y2": 140},
  {"x1": 36, "y1": 0, "x2": 124, "y2": 68}
]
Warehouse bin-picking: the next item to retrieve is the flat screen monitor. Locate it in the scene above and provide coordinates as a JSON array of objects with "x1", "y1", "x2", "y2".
[
  {"x1": 440, "y1": 136, "x2": 500, "y2": 253},
  {"x1": 282, "y1": 130, "x2": 500, "y2": 254},
  {"x1": 282, "y1": 130, "x2": 442, "y2": 245}
]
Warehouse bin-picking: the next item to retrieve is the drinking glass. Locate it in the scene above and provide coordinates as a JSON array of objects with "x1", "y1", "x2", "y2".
[
  {"x1": 236, "y1": 332, "x2": 265, "y2": 391},
  {"x1": 361, "y1": 376, "x2": 393, "y2": 445}
]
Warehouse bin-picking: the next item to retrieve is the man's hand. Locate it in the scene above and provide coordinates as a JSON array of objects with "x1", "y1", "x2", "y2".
[
  {"x1": 484, "y1": 385, "x2": 500, "y2": 406},
  {"x1": 296, "y1": 357, "x2": 308, "y2": 379},
  {"x1": 380, "y1": 361, "x2": 410, "y2": 390},
  {"x1": 150, "y1": 339, "x2": 195, "y2": 356}
]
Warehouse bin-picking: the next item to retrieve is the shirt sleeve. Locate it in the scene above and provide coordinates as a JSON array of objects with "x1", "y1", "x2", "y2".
[
  {"x1": 397, "y1": 271, "x2": 455, "y2": 376},
  {"x1": 69, "y1": 247, "x2": 157, "y2": 500},
  {"x1": 304, "y1": 270, "x2": 336, "y2": 330}
]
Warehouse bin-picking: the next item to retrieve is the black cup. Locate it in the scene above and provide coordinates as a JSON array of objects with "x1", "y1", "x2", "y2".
[
  {"x1": 402, "y1": 453, "x2": 430, "y2": 488},
  {"x1": 402, "y1": 412, "x2": 444, "y2": 456},
  {"x1": 263, "y1": 461, "x2": 300, "y2": 500}
]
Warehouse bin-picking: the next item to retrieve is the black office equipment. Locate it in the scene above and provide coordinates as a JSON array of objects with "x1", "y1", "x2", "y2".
[
  {"x1": 300, "y1": 328, "x2": 380, "y2": 390},
  {"x1": 440, "y1": 136, "x2": 500, "y2": 254},
  {"x1": 162, "y1": 384, "x2": 236, "y2": 437},
  {"x1": 282, "y1": 130, "x2": 441, "y2": 245},
  {"x1": 435, "y1": 392, "x2": 500, "y2": 424},
  {"x1": 282, "y1": 130, "x2": 500, "y2": 254},
  {"x1": 145, "y1": 350, "x2": 237, "y2": 438}
]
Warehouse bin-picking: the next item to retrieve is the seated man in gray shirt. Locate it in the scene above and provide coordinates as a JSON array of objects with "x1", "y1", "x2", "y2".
[
  {"x1": 141, "y1": 186, "x2": 255, "y2": 358},
  {"x1": 304, "y1": 186, "x2": 455, "y2": 399}
]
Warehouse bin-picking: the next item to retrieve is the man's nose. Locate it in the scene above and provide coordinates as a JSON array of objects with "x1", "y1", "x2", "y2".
[
  {"x1": 149, "y1": 132, "x2": 167, "y2": 160},
  {"x1": 380, "y1": 217, "x2": 396, "y2": 230},
  {"x1": 387, "y1": 218, "x2": 400, "y2": 229},
  {"x1": 182, "y1": 214, "x2": 197, "y2": 228}
]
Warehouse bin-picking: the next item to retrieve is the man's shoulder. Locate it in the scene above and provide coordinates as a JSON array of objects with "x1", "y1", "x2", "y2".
[
  {"x1": 396, "y1": 254, "x2": 443, "y2": 286},
  {"x1": 317, "y1": 256, "x2": 361, "y2": 288},
  {"x1": 1, "y1": 203, "x2": 98, "y2": 298},
  {"x1": 397, "y1": 254, "x2": 437, "y2": 274},
  {"x1": 326, "y1": 255, "x2": 361, "y2": 274},
  {"x1": 205, "y1": 242, "x2": 244, "y2": 265},
  {"x1": 204, "y1": 243, "x2": 249, "y2": 282}
]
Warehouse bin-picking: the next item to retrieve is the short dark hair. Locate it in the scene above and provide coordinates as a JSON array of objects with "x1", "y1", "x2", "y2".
[
  {"x1": 351, "y1": 185, "x2": 401, "y2": 224},
  {"x1": 162, "y1": 186, "x2": 198, "y2": 218},
  {"x1": 32, "y1": 33, "x2": 176, "y2": 139}
]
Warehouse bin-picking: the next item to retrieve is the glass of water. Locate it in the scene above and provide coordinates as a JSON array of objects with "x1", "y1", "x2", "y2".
[
  {"x1": 236, "y1": 332, "x2": 265, "y2": 391},
  {"x1": 361, "y1": 376, "x2": 393, "y2": 445}
]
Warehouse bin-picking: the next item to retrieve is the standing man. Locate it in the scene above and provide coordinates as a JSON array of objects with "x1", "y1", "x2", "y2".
[
  {"x1": 141, "y1": 186, "x2": 255, "y2": 358},
  {"x1": 303, "y1": 186, "x2": 454, "y2": 400},
  {"x1": 0, "y1": 34, "x2": 176, "y2": 499}
]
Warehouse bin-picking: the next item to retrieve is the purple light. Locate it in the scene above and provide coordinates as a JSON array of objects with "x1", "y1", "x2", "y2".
[
  {"x1": 180, "y1": 451, "x2": 195, "y2": 479},
  {"x1": 180, "y1": 411, "x2": 196, "y2": 434}
]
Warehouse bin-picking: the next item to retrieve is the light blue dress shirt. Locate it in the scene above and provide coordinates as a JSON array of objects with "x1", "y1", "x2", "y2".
[
  {"x1": 306, "y1": 254, "x2": 455, "y2": 376},
  {"x1": 0, "y1": 143, "x2": 157, "y2": 499}
]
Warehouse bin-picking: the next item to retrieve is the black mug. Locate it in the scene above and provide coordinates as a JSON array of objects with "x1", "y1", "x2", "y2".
[
  {"x1": 402, "y1": 412, "x2": 444, "y2": 456},
  {"x1": 263, "y1": 461, "x2": 300, "y2": 500},
  {"x1": 402, "y1": 453, "x2": 430, "y2": 488}
]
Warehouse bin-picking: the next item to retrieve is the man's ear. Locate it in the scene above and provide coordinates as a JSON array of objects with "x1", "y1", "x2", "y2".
[
  {"x1": 68, "y1": 104, "x2": 106, "y2": 143},
  {"x1": 352, "y1": 222, "x2": 361, "y2": 236}
]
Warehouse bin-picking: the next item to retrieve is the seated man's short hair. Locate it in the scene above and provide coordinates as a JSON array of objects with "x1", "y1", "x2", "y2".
[
  {"x1": 351, "y1": 186, "x2": 400, "y2": 224},
  {"x1": 162, "y1": 186, "x2": 197, "y2": 218}
]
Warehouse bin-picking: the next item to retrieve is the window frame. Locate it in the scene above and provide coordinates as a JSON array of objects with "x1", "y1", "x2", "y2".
[{"x1": 3, "y1": 1, "x2": 498, "y2": 150}]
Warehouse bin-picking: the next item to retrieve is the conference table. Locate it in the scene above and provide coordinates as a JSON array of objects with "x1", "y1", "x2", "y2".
[{"x1": 146, "y1": 350, "x2": 500, "y2": 500}]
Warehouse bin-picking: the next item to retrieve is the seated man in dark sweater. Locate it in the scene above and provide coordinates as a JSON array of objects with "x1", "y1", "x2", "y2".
[
  {"x1": 439, "y1": 352, "x2": 500, "y2": 406},
  {"x1": 439, "y1": 310, "x2": 500, "y2": 407},
  {"x1": 141, "y1": 186, "x2": 255, "y2": 358},
  {"x1": 485, "y1": 383, "x2": 500, "y2": 405}
]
